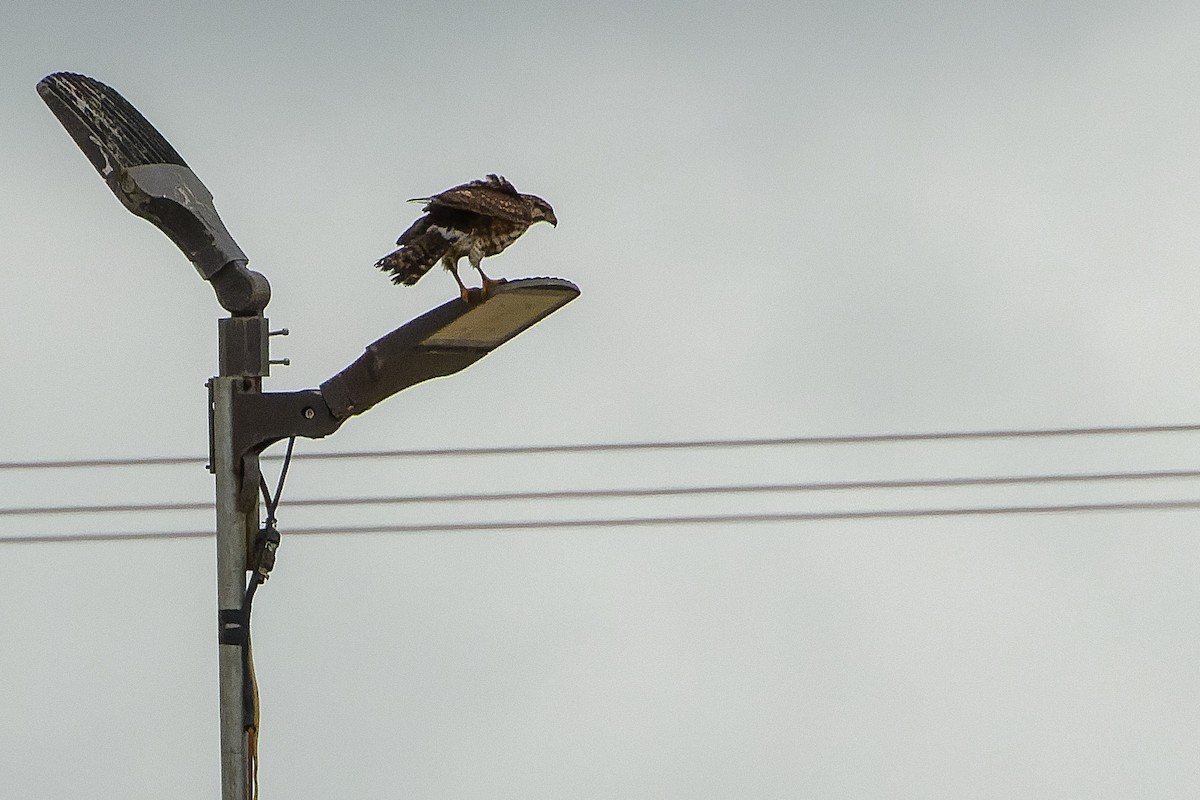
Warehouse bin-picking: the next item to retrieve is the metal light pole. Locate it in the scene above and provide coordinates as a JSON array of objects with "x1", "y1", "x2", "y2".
[
  {"x1": 39, "y1": 72, "x2": 579, "y2": 800},
  {"x1": 212, "y1": 374, "x2": 253, "y2": 798},
  {"x1": 210, "y1": 317, "x2": 273, "y2": 800}
]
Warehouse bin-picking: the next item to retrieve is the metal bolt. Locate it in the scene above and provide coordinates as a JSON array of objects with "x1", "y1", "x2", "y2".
[
  {"x1": 270, "y1": 328, "x2": 290, "y2": 337},
  {"x1": 302, "y1": 407, "x2": 315, "y2": 420},
  {"x1": 269, "y1": 358, "x2": 290, "y2": 367}
]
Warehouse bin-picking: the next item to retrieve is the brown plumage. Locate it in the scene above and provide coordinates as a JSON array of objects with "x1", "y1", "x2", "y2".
[{"x1": 375, "y1": 174, "x2": 557, "y2": 302}]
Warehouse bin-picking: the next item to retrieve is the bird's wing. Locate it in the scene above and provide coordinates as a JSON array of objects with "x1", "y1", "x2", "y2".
[
  {"x1": 418, "y1": 175, "x2": 532, "y2": 224},
  {"x1": 395, "y1": 214, "x2": 432, "y2": 246}
]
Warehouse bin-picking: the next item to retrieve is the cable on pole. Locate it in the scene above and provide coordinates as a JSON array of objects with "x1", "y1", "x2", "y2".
[
  {"x1": 243, "y1": 436, "x2": 294, "y2": 800},
  {"x1": 257, "y1": 436, "x2": 296, "y2": 533}
]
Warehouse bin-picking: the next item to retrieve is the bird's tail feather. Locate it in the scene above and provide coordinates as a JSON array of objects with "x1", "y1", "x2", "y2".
[{"x1": 375, "y1": 227, "x2": 455, "y2": 286}]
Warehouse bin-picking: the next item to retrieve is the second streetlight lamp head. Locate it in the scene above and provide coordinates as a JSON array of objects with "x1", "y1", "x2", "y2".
[{"x1": 37, "y1": 72, "x2": 270, "y2": 316}]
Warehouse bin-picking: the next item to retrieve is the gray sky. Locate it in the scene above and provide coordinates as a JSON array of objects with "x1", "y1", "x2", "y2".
[{"x1": 3, "y1": 2, "x2": 1199, "y2": 797}]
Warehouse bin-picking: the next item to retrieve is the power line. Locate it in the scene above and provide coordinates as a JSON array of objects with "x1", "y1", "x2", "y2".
[
  {"x1": 3, "y1": 422, "x2": 1200, "y2": 471},
  {"x1": 286, "y1": 423, "x2": 1200, "y2": 460},
  {"x1": 5, "y1": 497, "x2": 1200, "y2": 545},
  {"x1": 6, "y1": 467, "x2": 1200, "y2": 517},
  {"x1": 0, "y1": 455, "x2": 201, "y2": 470}
]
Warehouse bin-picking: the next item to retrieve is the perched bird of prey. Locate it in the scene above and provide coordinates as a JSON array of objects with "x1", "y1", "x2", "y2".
[{"x1": 375, "y1": 174, "x2": 557, "y2": 302}]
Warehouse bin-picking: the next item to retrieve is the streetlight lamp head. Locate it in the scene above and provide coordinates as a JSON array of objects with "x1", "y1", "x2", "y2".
[
  {"x1": 38, "y1": 72, "x2": 270, "y2": 316},
  {"x1": 321, "y1": 277, "x2": 579, "y2": 420}
]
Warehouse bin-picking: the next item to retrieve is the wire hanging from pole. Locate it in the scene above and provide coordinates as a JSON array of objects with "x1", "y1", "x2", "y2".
[
  {"x1": 243, "y1": 436, "x2": 295, "y2": 800},
  {"x1": 258, "y1": 436, "x2": 296, "y2": 529}
]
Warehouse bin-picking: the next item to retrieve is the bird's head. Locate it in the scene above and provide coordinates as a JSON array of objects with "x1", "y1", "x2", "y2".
[{"x1": 527, "y1": 196, "x2": 557, "y2": 227}]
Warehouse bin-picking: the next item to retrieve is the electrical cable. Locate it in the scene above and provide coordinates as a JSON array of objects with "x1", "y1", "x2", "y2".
[
  {"x1": 5, "y1": 497, "x2": 1200, "y2": 545},
  {"x1": 244, "y1": 436, "x2": 293, "y2": 800},
  {"x1": 257, "y1": 436, "x2": 296, "y2": 528},
  {"x1": 3, "y1": 422, "x2": 1200, "y2": 470},
  {"x1": 6, "y1": 467, "x2": 1200, "y2": 517}
]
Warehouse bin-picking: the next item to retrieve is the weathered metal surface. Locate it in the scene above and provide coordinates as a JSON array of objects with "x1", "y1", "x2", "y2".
[
  {"x1": 218, "y1": 316, "x2": 272, "y2": 379},
  {"x1": 210, "y1": 376, "x2": 254, "y2": 800},
  {"x1": 38, "y1": 72, "x2": 269, "y2": 315}
]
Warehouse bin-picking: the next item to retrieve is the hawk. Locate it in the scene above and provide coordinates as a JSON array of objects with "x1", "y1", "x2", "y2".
[{"x1": 375, "y1": 174, "x2": 557, "y2": 302}]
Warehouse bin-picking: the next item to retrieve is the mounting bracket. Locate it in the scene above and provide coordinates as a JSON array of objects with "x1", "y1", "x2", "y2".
[{"x1": 207, "y1": 381, "x2": 342, "y2": 509}]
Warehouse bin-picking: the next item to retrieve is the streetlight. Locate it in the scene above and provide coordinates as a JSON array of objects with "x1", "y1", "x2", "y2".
[{"x1": 38, "y1": 71, "x2": 578, "y2": 800}]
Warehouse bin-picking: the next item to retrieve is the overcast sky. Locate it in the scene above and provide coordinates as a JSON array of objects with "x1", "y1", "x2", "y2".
[{"x1": 3, "y1": 2, "x2": 1200, "y2": 798}]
